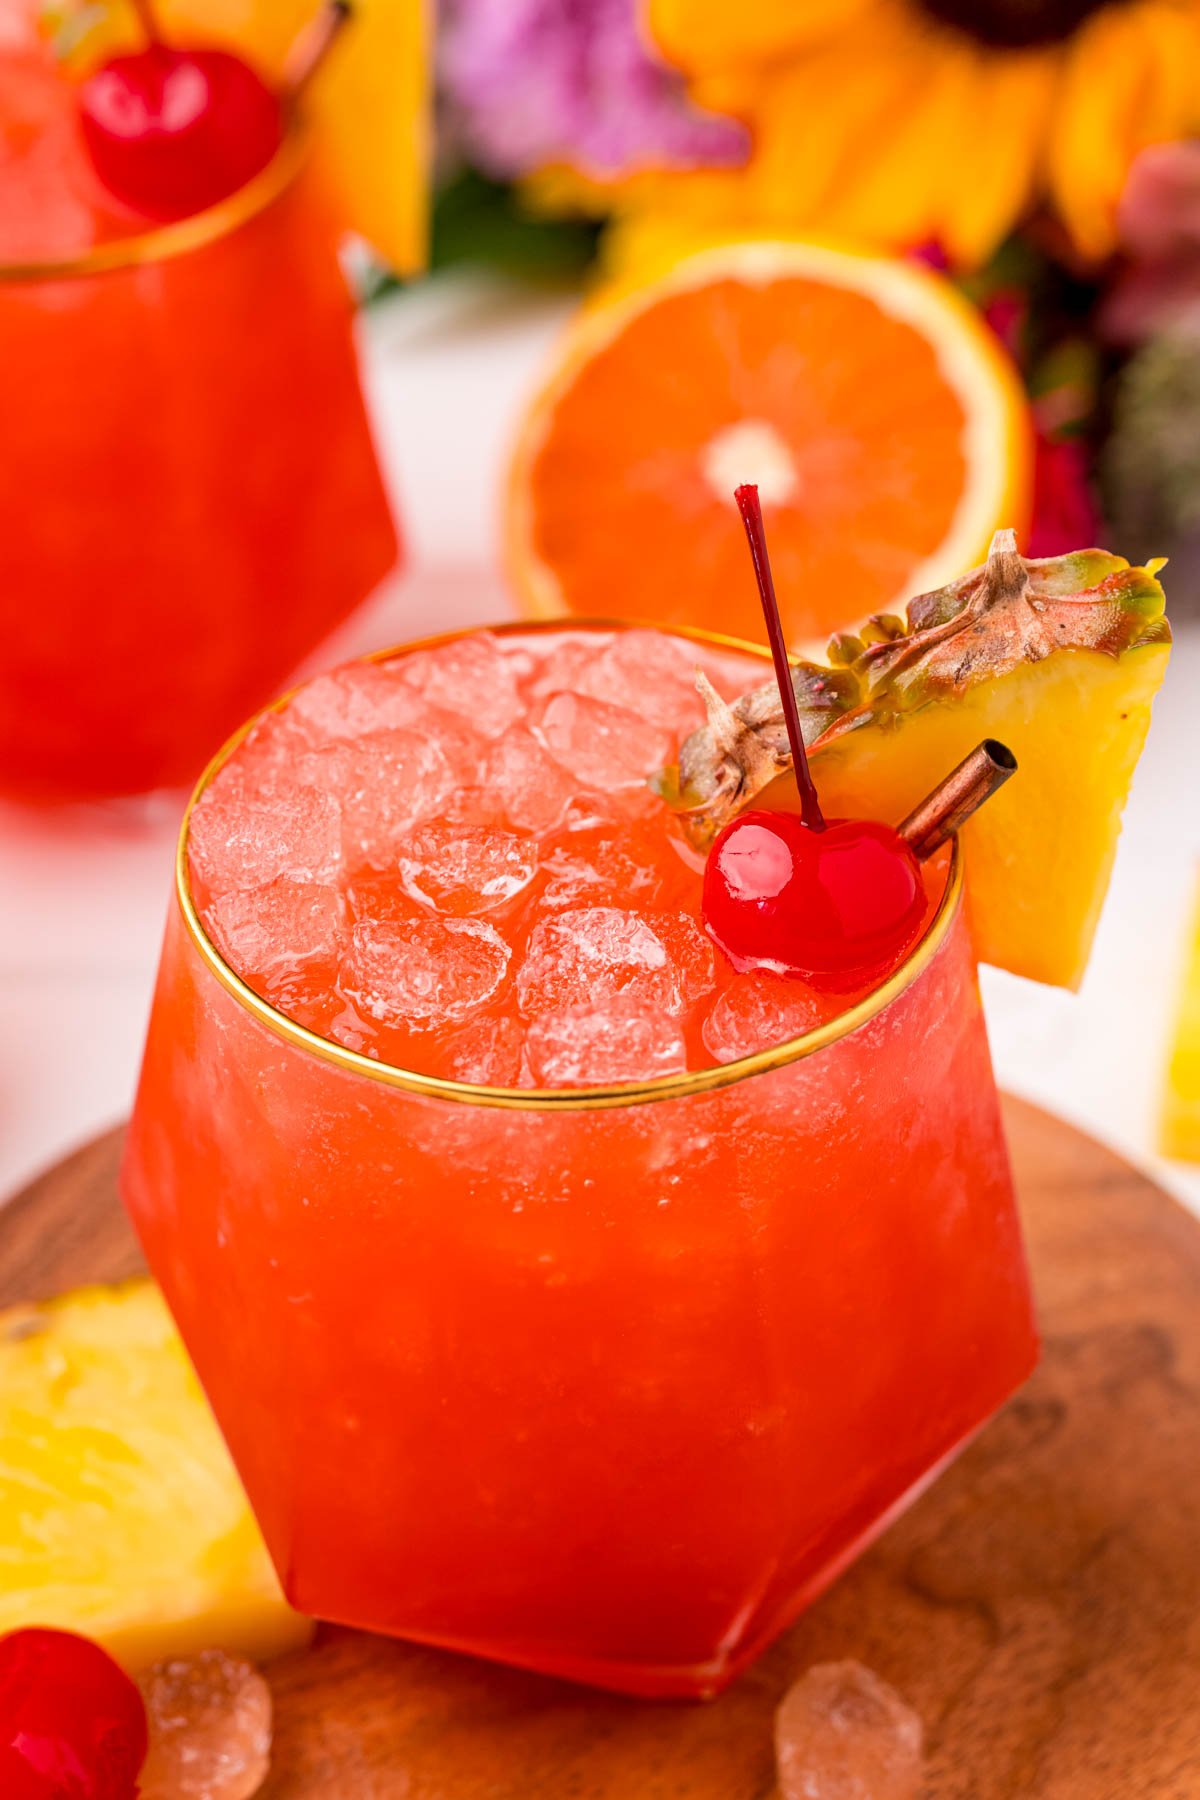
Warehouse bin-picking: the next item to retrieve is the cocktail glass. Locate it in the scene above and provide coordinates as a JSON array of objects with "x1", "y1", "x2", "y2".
[
  {"x1": 0, "y1": 130, "x2": 398, "y2": 801},
  {"x1": 121, "y1": 621, "x2": 1038, "y2": 1699}
]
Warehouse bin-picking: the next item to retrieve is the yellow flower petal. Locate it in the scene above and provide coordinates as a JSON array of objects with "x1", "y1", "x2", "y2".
[
  {"x1": 621, "y1": 0, "x2": 1200, "y2": 274},
  {"x1": 637, "y1": 2, "x2": 1063, "y2": 267},
  {"x1": 643, "y1": 0, "x2": 879, "y2": 77},
  {"x1": 935, "y1": 44, "x2": 1060, "y2": 265},
  {"x1": 799, "y1": 27, "x2": 976, "y2": 251},
  {"x1": 738, "y1": 25, "x2": 923, "y2": 233},
  {"x1": 597, "y1": 210, "x2": 770, "y2": 283},
  {"x1": 1048, "y1": 1, "x2": 1200, "y2": 261}
]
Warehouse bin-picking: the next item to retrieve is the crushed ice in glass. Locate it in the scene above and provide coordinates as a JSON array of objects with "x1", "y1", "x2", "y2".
[
  {"x1": 396, "y1": 634, "x2": 523, "y2": 739},
  {"x1": 535, "y1": 691, "x2": 674, "y2": 792},
  {"x1": 517, "y1": 907, "x2": 687, "y2": 1018},
  {"x1": 205, "y1": 879, "x2": 346, "y2": 1010},
  {"x1": 575, "y1": 627, "x2": 706, "y2": 735},
  {"x1": 340, "y1": 917, "x2": 511, "y2": 1028},
  {"x1": 526, "y1": 1004, "x2": 688, "y2": 1086},
  {"x1": 190, "y1": 780, "x2": 342, "y2": 904},
  {"x1": 190, "y1": 629, "x2": 933, "y2": 1085},
  {"x1": 397, "y1": 821, "x2": 538, "y2": 915},
  {"x1": 484, "y1": 726, "x2": 577, "y2": 834},
  {"x1": 703, "y1": 970, "x2": 831, "y2": 1063}
]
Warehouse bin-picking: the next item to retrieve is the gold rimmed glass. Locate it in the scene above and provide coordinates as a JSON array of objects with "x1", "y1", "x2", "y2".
[
  {"x1": 174, "y1": 619, "x2": 964, "y2": 1111},
  {"x1": 0, "y1": 129, "x2": 307, "y2": 284},
  {"x1": 0, "y1": 127, "x2": 398, "y2": 801},
  {"x1": 122, "y1": 619, "x2": 1038, "y2": 1699}
]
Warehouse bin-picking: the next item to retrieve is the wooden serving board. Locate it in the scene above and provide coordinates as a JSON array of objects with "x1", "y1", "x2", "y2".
[{"x1": 5, "y1": 1097, "x2": 1200, "y2": 1799}]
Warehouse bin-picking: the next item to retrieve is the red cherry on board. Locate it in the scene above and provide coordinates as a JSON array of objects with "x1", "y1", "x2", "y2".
[
  {"x1": 0, "y1": 1627, "x2": 148, "y2": 1800},
  {"x1": 703, "y1": 809, "x2": 928, "y2": 989},
  {"x1": 78, "y1": 42, "x2": 283, "y2": 221}
]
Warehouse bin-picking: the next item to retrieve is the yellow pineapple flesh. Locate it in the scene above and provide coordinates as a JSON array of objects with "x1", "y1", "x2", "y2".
[
  {"x1": 1162, "y1": 877, "x2": 1200, "y2": 1162},
  {"x1": 667, "y1": 533, "x2": 1170, "y2": 990},
  {"x1": 0, "y1": 1280, "x2": 312, "y2": 1671},
  {"x1": 806, "y1": 645, "x2": 1167, "y2": 988}
]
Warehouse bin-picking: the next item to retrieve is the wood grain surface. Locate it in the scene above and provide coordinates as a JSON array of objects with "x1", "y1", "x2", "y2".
[{"x1": 4, "y1": 1097, "x2": 1200, "y2": 1799}]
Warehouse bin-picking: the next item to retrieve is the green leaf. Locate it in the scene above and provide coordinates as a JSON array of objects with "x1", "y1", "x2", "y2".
[{"x1": 431, "y1": 167, "x2": 602, "y2": 280}]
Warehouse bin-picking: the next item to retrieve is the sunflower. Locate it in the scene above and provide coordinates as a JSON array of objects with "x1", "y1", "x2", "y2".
[{"x1": 640, "y1": 0, "x2": 1200, "y2": 266}]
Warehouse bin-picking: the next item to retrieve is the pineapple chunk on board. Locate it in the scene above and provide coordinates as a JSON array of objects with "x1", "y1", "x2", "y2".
[
  {"x1": 0, "y1": 1281, "x2": 312, "y2": 1670},
  {"x1": 1162, "y1": 877, "x2": 1200, "y2": 1162}
]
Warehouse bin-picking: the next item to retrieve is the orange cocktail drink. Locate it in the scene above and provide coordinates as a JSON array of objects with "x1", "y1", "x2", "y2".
[
  {"x1": 122, "y1": 621, "x2": 1037, "y2": 1698},
  {"x1": 0, "y1": 33, "x2": 397, "y2": 801}
]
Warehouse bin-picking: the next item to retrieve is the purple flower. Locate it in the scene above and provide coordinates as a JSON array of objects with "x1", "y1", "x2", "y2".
[{"x1": 439, "y1": 0, "x2": 748, "y2": 184}]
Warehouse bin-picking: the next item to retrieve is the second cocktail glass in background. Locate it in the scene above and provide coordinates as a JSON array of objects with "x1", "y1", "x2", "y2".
[{"x1": 0, "y1": 125, "x2": 399, "y2": 801}]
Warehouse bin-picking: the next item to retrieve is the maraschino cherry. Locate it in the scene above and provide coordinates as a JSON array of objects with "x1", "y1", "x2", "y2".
[
  {"x1": 702, "y1": 485, "x2": 927, "y2": 989},
  {"x1": 77, "y1": 0, "x2": 284, "y2": 221},
  {"x1": 0, "y1": 1627, "x2": 148, "y2": 1800}
]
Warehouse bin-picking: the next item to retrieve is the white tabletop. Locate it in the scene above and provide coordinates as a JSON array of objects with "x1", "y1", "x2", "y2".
[{"x1": 2, "y1": 271, "x2": 1198, "y2": 1217}]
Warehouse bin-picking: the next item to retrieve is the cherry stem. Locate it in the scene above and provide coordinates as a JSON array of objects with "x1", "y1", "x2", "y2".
[
  {"x1": 129, "y1": 0, "x2": 159, "y2": 43},
  {"x1": 283, "y1": 0, "x2": 353, "y2": 103},
  {"x1": 734, "y1": 483, "x2": 825, "y2": 832}
]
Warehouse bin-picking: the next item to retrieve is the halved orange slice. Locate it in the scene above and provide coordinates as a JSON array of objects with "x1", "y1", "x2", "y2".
[{"x1": 507, "y1": 239, "x2": 1031, "y2": 642}]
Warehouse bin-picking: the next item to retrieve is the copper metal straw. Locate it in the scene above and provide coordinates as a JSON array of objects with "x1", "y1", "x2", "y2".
[
  {"x1": 899, "y1": 739, "x2": 1017, "y2": 861},
  {"x1": 284, "y1": 0, "x2": 353, "y2": 101}
]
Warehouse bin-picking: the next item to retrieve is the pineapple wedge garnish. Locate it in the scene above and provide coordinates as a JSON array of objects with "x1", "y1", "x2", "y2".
[
  {"x1": 1162, "y1": 877, "x2": 1200, "y2": 1162},
  {"x1": 0, "y1": 1280, "x2": 312, "y2": 1670},
  {"x1": 663, "y1": 531, "x2": 1170, "y2": 990}
]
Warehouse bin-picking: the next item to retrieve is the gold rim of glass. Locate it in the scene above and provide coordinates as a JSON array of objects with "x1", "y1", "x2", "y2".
[
  {"x1": 0, "y1": 127, "x2": 307, "y2": 284},
  {"x1": 176, "y1": 619, "x2": 963, "y2": 1112}
]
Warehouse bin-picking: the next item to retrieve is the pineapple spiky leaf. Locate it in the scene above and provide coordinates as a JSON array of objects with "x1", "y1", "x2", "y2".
[{"x1": 666, "y1": 660, "x2": 861, "y2": 820}]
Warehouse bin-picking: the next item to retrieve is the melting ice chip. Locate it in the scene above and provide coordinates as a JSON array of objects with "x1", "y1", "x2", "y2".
[
  {"x1": 203, "y1": 878, "x2": 346, "y2": 1007},
  {"x1": 189, "y1": 780, "x2": 342, "y2": 902},
  {"x1": 525, "y1": 1003, "x2": 687, "y2": 1087},
  {"x1": 484, "y1": 725, "x2": 577, "y2": 835},
  {"x1": 440, "y1": 1015, "x2": 524, "y2": 1086},
  {"x1": 702, "y1": 970, "x2": 828, "y2": 1063},
  {"x1": 138, "y1": 1649, "x2": 272, "y2": 1800},
  {"x1": 775, "y1": 1661, "x2": 924, "y2": 1800},
  {"x1": 397, "y1": 821, "x2": 538, "y2": 916},
  {"x1": 575, "y1": 628, "x2": 705, "y2": 736},
  {"x1": 327, "y1": 729, "x2": 456, "y2": 870},
  {"x1": 286, "y1": 662, "x2": 430, "y2": 741},
  {"x1": 534, "y1": 690, "x2": 674, "y2": 792},
  {"x1": 517, "y1": 907, "x2": 693, "y2": 1017},
  {"x1": 339, "y1": 917, "x2": 511, "y2": 1028},
  {"x1": 397, "y1": 633, "x2": 524, "y2": 740}
]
